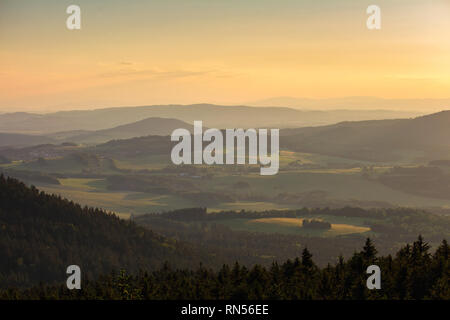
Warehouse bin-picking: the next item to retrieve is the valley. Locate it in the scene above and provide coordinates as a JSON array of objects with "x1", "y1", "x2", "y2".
[
  {"x1": 0, "y1": 106, "x2": 449, "y2": 273},
  {"x1": 3, "y1": 148, "x2": 450, "y2": 216}
]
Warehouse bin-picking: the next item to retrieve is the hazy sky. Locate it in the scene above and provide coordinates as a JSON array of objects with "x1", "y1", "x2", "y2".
[{"x1": 0, "y1": 0, "x2": 449, "y2": 112}]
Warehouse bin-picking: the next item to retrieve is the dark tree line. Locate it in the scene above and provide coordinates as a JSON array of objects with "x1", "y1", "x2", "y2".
[
  {"x1": 302, "y1": 219, "x2": 331, "y2": 230},
  {"x1": 165, "y1": 206, "x2": 450, "y2": 243},
  {"x1": 1, "y1": 237, "x2": 448, "y2": 300}
]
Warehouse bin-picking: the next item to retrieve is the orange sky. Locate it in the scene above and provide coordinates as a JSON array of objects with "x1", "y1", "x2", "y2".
[{"x1": 0, "y1": 0, "x2": 449, "y2": 112}]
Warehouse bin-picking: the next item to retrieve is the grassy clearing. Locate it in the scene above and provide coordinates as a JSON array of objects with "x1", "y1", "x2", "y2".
[
  {"x1": 327, "y1": 224, "x2": 371, "y2": 236},
  {"x1": 251, "y1": 217, "x2": 370, "y2": 236},
  {"x1": 252, "y1": 217, "x2": 306, "y2": 227},
  {"x1": 212, "y1": 217, "x2": 371, "y2": 237}
]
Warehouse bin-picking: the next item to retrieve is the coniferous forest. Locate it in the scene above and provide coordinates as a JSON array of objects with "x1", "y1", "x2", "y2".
[
  {"x1": 0, "y1": 175, "x2": 449, "y2": 300},
  {"x1": 0, "y1": 175, "x2": 209, "y2": 288},
  {"x1": 1, "y1": 237, "x2": 449, "y2": 300}
]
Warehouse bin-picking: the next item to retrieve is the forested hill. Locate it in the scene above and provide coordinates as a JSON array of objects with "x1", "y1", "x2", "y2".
[
  {"x1": 0, "y1": 175, "x2": 208, "y2": 287},
  {"x1": 281, "y1": 110, "x2": 450, "y2": 162}
]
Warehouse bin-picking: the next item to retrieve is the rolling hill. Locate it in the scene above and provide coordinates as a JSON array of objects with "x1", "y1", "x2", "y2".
[
  {"x1": 281, "y1": 110, "x2": 450, "y2": 162},
  {"x1": 61, "y1": 117, "x2": 193, "y2": 144},
  {"x1": 0, "y1": 133, "x2": 56, "y2": 148}
]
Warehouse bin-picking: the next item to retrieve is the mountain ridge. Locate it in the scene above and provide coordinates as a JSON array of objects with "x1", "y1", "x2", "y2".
[
  {"x1": 282, "y1": 110, "x2": 450, "y2": 162},
  {"x1": 0, "y1": 104, "x2": 421, "y2": 135},
  {"x1": 61, "y1": 117, "x2": 193, "y2": 144}
]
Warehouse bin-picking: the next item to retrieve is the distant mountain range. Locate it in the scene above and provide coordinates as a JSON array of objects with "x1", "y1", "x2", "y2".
[
  {"x1": 249, "y1": 96, "x2": 450, "y2": 112},
  {"x1": 2, "y1": 109, "x2": 450, "y2": 164},
  {"x1": 2, "y1": 104, "x2": 450, "y2": 164},
  {"x1": 0, "y1": 104, "x2": 421, "y2": 135}
]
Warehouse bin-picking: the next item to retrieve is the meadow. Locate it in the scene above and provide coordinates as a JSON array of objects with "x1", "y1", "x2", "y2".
[
  {"x1": 3, "y1": 149, "x2": 450, "y2": 218},
  {"x1": 206, "y1": 216, "x2": 372, "y2": 237}
]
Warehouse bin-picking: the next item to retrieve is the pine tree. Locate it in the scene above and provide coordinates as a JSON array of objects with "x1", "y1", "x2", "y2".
[
  {"x1": 362, "y1": 238, "x2": 377, "y2": 263},
  {"x1": 301, "y1": 248, "x2": 314, "y2": 269}
]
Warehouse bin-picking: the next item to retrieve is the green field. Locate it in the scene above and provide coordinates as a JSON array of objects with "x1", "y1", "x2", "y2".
[
  {"x1": 5, "y1": 149, "x2": 450, "y2": 217},
  {"x1": 41, "y1": 177, "x2": 198, "y2": 217},
  {"x1": 114, "y1": 154, "x2": 171, "y2": 170},
  {"x1": 201, "y1": 170, "x2": 450, "y2": 208},
  {"x1": 35, "y1": 168, "x2": 450, "y2": 217},
  {"x1": 40, "y1": 184, "x2": 199, "y2": 217}
]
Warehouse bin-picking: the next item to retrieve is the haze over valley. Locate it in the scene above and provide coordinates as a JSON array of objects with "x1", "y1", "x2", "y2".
[
  {"x1": 1, "y1": 0, "x2": 449, "y2": 300},
  {"x1": 1, "y1": 104, "x2": 450, "y2": 214}
]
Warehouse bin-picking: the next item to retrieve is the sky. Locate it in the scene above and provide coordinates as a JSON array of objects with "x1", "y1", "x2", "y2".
[{"x1": 0, "y1": 0, "x2": 449, "y2": 112}]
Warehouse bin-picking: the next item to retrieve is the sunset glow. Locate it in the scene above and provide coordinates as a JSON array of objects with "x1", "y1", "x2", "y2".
[{"x1": 1, "y1": 0, "x2": 449, "y2": 111}]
